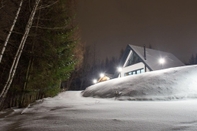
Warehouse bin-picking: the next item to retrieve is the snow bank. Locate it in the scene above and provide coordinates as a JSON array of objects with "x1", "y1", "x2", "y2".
[
  {"x1": 2, "y1": 91, "x2": 197, "y2": 131},
  {"x1": 82, "y1": 65, "x2": 197, "y2": 100}
]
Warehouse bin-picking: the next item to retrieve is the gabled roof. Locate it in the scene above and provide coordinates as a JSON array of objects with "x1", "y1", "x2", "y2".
[{"x1": 119, "y1": 44, "x2": 185, "y2": 71}]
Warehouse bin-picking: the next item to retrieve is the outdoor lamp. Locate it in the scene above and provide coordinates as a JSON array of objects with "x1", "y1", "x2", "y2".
[
  {"x1": 117, "y1": 67, "x2": 122, "y2": 72},
  {"x1": 93, "y1": 79, "x2": 97, "y2": 84},
  {"x1": 100, "y1": 73, "x2": 105, "y2": 78},
  {"x1": 159, "y1": 58, "x2": 165, "y2": 64}
]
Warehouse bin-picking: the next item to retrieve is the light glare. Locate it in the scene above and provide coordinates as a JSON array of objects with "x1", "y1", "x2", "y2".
[
  {"x1": 159, "y1": 58, "x2": 165, "y2": 64},
  {"x1": 117, "y1": 67, "x2": 122, "y2": 72},
  {"x1": 93, "y1": 79, "x2": 97, "y2": 84},
  {"x1": 100, "y1": 73, "x2": 105, "y2": 78}
]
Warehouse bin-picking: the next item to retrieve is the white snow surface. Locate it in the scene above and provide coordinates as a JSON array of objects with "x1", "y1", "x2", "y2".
[
  {"x1": 0, "y1": 65, "x2": 197, "y2": 131},
  {"x1": 83, "y1": 65, "x2": 197, "y2": 100},
  {"x1": 1, "y1": 91, "x2": 197, "y2": 131}
]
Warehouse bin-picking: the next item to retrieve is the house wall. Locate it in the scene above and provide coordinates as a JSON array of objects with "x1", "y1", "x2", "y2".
[
  {"x1": 145, "y1": 65, "x2": 150, "y2": 72},
  {"x1": 120, "y1": 62, "x2": 150, "y2": 77}
]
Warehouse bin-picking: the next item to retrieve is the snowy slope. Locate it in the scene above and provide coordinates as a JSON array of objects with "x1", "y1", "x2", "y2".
[
  {"x1": 1, "y1": 65, "x2": 197, "y2": 131},
  {"x1": 1, "y1": 91, "x2": 197, "y2": 131},
  {"x1": 83, "y1": 65, "x2": 197, "y2": 100}
]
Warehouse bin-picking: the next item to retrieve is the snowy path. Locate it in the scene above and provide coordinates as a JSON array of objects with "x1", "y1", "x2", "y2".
[{"x1": 1, "y1": 91, "x2": 197, "y2": 131}]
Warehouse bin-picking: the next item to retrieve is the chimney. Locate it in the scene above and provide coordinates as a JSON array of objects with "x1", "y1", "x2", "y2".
[{"x1": 144, "y1": 45, "x2": 146, "y2": 60}]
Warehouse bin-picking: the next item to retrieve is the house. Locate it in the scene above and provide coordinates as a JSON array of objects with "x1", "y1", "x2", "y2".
[{"x1": 118, "y1": 44, "x2": 185, "y2": 77}]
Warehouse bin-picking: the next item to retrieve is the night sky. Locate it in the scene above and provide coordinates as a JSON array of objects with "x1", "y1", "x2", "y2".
[{"x1": 76, "y1": 0, "x2": 197, "y2": 63}]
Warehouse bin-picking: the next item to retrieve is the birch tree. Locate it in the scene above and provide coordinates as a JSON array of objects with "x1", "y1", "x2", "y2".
[
  {"x1": 0, "y1": 0, "x2": 41, "y2": 108},
  {"x1": 0, "y1": 0, "x2": 23, "y2": 63}
]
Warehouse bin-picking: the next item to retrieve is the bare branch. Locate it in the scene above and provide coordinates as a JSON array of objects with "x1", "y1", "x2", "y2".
[
  {"x1": 38, "y1": 0, "x2": 58, "y2": 10},
  {"x1": 32, "y1": 25, "x2": 71, "y2": 30}
]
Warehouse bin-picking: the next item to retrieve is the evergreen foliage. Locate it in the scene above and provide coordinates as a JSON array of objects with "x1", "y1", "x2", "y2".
[
  {"x1": 27, "y1": 0, "x2": 77, "y2": 97},
  {"x1": 0, "y1": 0, "x2": 82, "y2": 109},
  {"x1": 189, "y1": 54, "x2": 197, "y2": 65},
  {"x1": 69, "y1": 45, "x2": 122, "y2": 90}
]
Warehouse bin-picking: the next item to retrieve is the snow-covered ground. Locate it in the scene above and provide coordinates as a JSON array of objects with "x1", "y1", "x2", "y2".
[
  {"x1": 1, "y1": 91, "x2": 197, "y2": 131},
  {"x1": 0, "y1": 65, "x2": 197, "y2": 131},
  {"x1": 83, "y1": 65, "x2": 197, "y2": 100}
]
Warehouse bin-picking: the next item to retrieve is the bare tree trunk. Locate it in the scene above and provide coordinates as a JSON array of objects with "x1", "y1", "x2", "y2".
[
  {"x1": 0, "y1": 0, "x2": 41, "y2": 108},
  {"x1": 20, "y1": 6, "x2": 41, "y2": 107},
  {"x1": 23, "y1": 7, "x2": 41, "y2": 94},
  {"x1": 0, "y1": 0, "x2": 24, "y2": 63}
]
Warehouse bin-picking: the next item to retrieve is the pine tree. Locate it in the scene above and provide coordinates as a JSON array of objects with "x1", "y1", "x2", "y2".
[
  {"x1": 195, "y1": 54, "x2": 197, "y2": 64},
  {"x1": 189, "y1": 54, "x2": 195, "y2": 65},
  {"x1": 20, "y1": 0, "x2": 81, "y2": 98}
]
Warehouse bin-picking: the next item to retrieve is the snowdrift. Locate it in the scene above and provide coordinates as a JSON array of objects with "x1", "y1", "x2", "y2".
[{"x1": 82, "y1": 65, "x2": 197, "y2": 100}]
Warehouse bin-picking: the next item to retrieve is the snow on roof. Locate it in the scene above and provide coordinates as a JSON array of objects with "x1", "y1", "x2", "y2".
[{"x1": 128, "y1": 44, "x2": 185, "y2": 71}]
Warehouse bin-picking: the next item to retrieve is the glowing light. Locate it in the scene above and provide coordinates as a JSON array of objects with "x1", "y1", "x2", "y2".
[
  {"x1": 93, "y1": 79, "x2": 97, "y2": 84},
  {"x1": 100, "y1": 73, "x2": 105, "y2": 78},
  {"x1": 159, "y1": 58, "x2": 165, "y2": 64},
  {"x1": 117, "y1": 67, "x2": 122, "y2": 72}
]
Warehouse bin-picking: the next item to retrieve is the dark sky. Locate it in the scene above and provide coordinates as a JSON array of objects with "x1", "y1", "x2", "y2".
[{"x1": 76, "y1": 0, "x2": 197, "y2": 63}]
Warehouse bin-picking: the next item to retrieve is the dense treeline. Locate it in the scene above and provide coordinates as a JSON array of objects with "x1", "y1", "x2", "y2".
[
  {"x1": 68, "y1": 46, "x2": 123, "y2": 90},
  {"x1": 0, "y1": 0, "x2": 83, "y2": 109}
]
